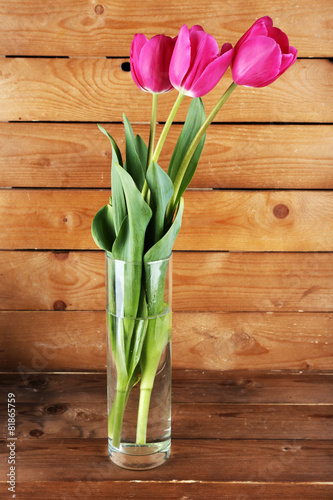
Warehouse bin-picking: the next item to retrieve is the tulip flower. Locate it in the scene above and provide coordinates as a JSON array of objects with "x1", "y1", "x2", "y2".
[
  {"x1": 169, "y1": 24, "x2": 233, "y2": 97},
  {"x1": 130, "y1": 33, "x2": 175, "y2": 93},
  {"x1": 231, "y1": 16, "x2": 297, "y2": 87}
]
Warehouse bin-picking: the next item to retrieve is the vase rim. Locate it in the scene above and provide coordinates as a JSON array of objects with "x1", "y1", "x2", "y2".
[{"x1": 105, "y1": 251, "x2": 172, "y2": 265}]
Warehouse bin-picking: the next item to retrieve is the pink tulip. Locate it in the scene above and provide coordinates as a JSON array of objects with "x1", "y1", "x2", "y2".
[
  {"x1": 169, "y1": 25, "x2": 233, "y2": 97},
  {"x1": 130, "y1": 33, "x2": 175, "y2": 93},
  {"x1": 231, "y1": 16, "x2": 297, "y2": 87}
]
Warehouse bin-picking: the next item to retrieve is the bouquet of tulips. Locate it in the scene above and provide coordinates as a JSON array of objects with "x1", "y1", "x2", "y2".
[{"x1": 92, "y1": 17, "x2": 297, "y2": 449}]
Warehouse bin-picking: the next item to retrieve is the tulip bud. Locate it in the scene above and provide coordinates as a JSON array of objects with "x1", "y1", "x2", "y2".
[
  {"x1": 231, "y1": 16, "x2": 297, "y2": 87},
  {"x1": 130, "y1": 33, "x2": 176, "y2": 93},
  {"x1": 169, "y1": 25, "x2": 233, "y2": 97}
]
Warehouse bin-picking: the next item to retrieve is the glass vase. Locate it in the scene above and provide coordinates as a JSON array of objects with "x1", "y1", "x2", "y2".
[{"x1": 106, "y1": 252, "x2": 172, "y2": 470}]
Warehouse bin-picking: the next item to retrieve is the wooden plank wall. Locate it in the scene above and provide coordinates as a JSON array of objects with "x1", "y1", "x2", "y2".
[{"x1": 0, "y1": 0, "x2": 332, "y2": 373}]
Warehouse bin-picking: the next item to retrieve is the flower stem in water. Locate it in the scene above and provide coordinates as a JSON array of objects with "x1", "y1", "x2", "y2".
[
  {"x1": 136, "y1": 388, "x2": 152, "y2": 445},
  {"x1": 112, "y1": 389, "x2": 127, "y2": 449}
]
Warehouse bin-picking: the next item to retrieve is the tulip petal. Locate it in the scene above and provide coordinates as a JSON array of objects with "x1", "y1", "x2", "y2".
[
  {"x1": 267, "y1": 27, "x2": 290, "y2": 53},
  {"x1": 280, "y1": 52, "x2": 296, "y2": 73},
  {"x1": 131, "y1": 34, "x2": 148, "y2": 61},
  {"x1": 289, "y1": 45, "x2": 298, "y2": 61},
  {"x1": 232, "y1": 36, "x2": 282, "y2": 87},
  {"x1": 254, "y1": 15, "x2": 273, "y2": 27},
  {"x1": 221, "y1": 42, "x2": 233, "y2": 54},
  {"x1": 234, "y1": 16, "x2": 273, "y2": 52},
  {"x1": 257, "y1": 46, "x2": 297, "y2": 87},
  {"x1": 169, "y1": 25, "x2": 192, "y2": 90},
  {"x1": 189, "y1": 48, "x2": 234, "y2": 97},
  {"x1": 182, "y1": 30, "x2": 220, "y2": 90},
  {"x1": 130, "y1": 34, "x2": 148, "y2": 90},
  {"x1": 189, "y1": 25, "x2": 205, "y2": 33},
  {"x1": 139, "y1": 34, "x2": 174, "y2": 93}
]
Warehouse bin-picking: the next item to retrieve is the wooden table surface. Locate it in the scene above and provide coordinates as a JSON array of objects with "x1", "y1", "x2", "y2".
[{"x1": 1, "y1": 369, "x2": 332, "y2": 499}]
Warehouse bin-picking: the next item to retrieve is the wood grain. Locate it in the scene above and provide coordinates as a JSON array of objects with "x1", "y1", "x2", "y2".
[
  {"x1": 2, "y1": 372, "x2": 333, "y2": 405},
  {"x1": 1, "y1": 123, "x2": 332, "y2": 189},
  {"x1": 172, "y1": 370, "x2": 333, "y2": 404},
  {"x1": 0, "y1": 0, "x2": 330, "y2": 57},
  {"x1": 0, "y1": 438, "x2": 331, "y2": 482},
  {"x1": 1, "y1": 189, "x2": 333, "y2": 251},
  {"x1": 3, "y1": 401, "x2": 333, "y2": 440},
  {"x1": 1, "y1": 311, "x2": 332, "y2": 371},
  {"x1": 0, "y1": 251, "x2": 332, "y2": 313},
  {"x1": 1, "y1": 481, "x2": 331, "y2": 500},
  {"x1": 174, "y1": 312, "x2": 333, "y2": 371},
  {"x1": 0, "y1": 59, "x2": 331, "y2": 122}
]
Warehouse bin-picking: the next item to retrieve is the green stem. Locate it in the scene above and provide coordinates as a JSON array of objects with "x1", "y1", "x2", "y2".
[
  {"x1": 136, "y1": 312, "x2": 170, "y2": 445},
  {"x1": 136, "y1": 388, "x2": 152, "y2": 445},
  {"x1": 147, "y1": 93, "x2": 159, "y2": 168},
  {"x1": 165, "y1": 82, "x2": 238, "y2": 225},
  {"x1": 112, "y1": 389, "x2": 127, "y2": 449},
  {"x1": 152, "y1": 92, "x2": 185, "y2": 163},
  {"x1": 142, "y1": 93, "x2": 159, "y2": 200},
  {"x1": 108, "y1": 400, "x2": 115, "y2": 438},
  {"x1": 108, "y1": 383, "x2": 134, "y2": 439}
]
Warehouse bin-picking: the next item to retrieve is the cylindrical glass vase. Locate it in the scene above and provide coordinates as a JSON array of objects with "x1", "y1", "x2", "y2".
[{"x1": 106, "y1": 252, "x2": 172, "y2": 470}]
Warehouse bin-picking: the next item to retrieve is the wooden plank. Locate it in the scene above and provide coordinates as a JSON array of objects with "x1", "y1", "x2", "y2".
[
  {"x1": 0, "y1": 59, "x2": 331, "y2": 123},
  {"x1": 174, "y1": 312, "x2": 333, "y2": 371},
  {"x1": 0, "y1": 251, "x2": 331, "y2": 312},
  {"x1": 1, "y1": 123, "x2": 332, "y2": 189},
  {"x1": 1, "y1": 189, "x2": 333, "y2": 251},
  {"x1": 173, "y1": 252, "x2": 333, "y2": 312},
  {"x1": 0, "y1": 0, "x2": 330, "y2": 57},
  {"x1": 1, "y1": 312, "x2": 332, "y2": 371},
  {"x1": 1, "y1": 481, "x2": 332, "y2": 500},
  {"x1": 172, "y1": 370, "x2": 333, "y2": 404},
  {"x1": 0, "y1": 368, "x2": 333, "y2": 440},
  {"x1": 2, "y1": 398, "x2": 332, "y2": 440},
  {"x1": 0, "y1": 438, "x2": 331, "y2": 482},
  {"x1": 173, "y1": 403, "x2": 333, "y2": 440},
  {"x1": 1, "y1": 372, "x2": 333, "y2": 405}
]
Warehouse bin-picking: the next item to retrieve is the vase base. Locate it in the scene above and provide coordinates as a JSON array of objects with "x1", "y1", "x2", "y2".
[{"x1": 108, "y1": 438, "x2": 171, "y2": 470}]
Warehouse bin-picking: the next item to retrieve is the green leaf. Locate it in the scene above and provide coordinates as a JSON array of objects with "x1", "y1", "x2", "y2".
[
  {"x1": 111, "y1": 162, "x2": 127, "y2": 234},
  {"x1": 111, "y1": 215, "x2": 142, "y2": 319},
  {"x1": 146, "y1": 161, "x2": 174, "y2": 246},
  {"x1": 97, "y1": 124, "x2": 123, "y2": 166},
  {"x1": 112, "y1": 163, "x2": 152, "y2": 262},
  {"x1": 123, "y1": 114, "x2": 145, "y2": 191},
  {"x1": 144, "y1": 197, "x2": 184, "y2": 263},
  {"x1": 91, "y1": 204, "x2": 116, "y2": 252},
  {"x1": 135, "y1": 134, "x2": 148, "y2": 170},
  {"x1": 125, "y1": 283, "x2": 149, "y2": 381},
  {"x1": 97, "y1": 124, "x2": 126, "y2": 233},
  {"x1": 167, "y1": 98, "x2": 206, "y2": 204},
  {"x1": 144, "y1": 198, "x2": 184, "y2": 316},
  {"x1": 107, "y1": 313, "x2": 128, "y2": 382},
  {"x1": 127, "y1": 319, "x2": 148, "y2": 381},
  {"x1": 112, "y1": 163, "x2": 152, "y2": 318},
  {"x1": 140, "y1": 312, "x2": 172, "y2": 389}
]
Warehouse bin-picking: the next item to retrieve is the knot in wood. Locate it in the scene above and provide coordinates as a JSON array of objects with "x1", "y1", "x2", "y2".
[
  {"x1": 45, "y1": 404, "x2": 67, "y2": 415},
  {"x1": 53, "y1": 251, "x2": 69, "y2": 260},
  {"x1": 95, "y1": 4, "x2": 104, "y2": 15},
  {"x1": 26, "y1": 375, "x2": 49, "y2": 392},
  {"x1": 273, "y1": 203, "x2": 289, "y2": 219},
  {"x1": 29, "y1": 429, "x2": 44, "y2": 437},
  {"x1": 53, "y1": 300, "x2": 67, "y2": 311}
]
